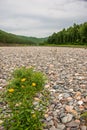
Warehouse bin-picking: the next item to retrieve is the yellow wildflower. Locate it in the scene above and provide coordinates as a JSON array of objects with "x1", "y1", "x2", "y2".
[
  {"x1": 21, "y1": 78, "x2": 26, "y2": 82},
  {"x1": 8, "y1": 88, "x2": 14, "y2": 93},
  {"x1": 32, "y1": 83, "x2": 36, "y2": 87},
  {"x1": 21, "y1": 85, "x2": 25, "y2": 88},
  {"x1": 32, "y1": 114, "x2": 36, "y2": 118}
]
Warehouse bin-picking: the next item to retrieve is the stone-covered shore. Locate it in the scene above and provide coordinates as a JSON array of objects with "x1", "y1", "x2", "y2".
[{"x1": 0, "y1": 47, "x2": 87, "y2": 130}]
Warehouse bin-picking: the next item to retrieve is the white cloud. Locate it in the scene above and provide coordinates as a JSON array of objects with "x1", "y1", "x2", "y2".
[{"x1": 0, "y1": 0, "x2": 87, "y2": 37}]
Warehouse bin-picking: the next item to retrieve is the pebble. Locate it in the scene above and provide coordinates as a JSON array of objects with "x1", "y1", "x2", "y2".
[
  {"x1": 80, "y1": 126, "x2": 87, "y2": 130},
  {"x1": 66, "y1": 120, "x2": 80, "y2": 127},
  {"x1": 61, "y1": 114, "x2": 73, "y2": 123},
  {"x1": 0, "y1": 47, "x2": 87, "y2": 130},
  {"x1": 57, "y1": 124, "x2": 65, "y2": 129},
  {"x1": 53, "y1": 85, "x2": 60, "y2": 89},
  {"x1": 63, "y1": 93, "x2": 70, "y2": 98},
  {"x1": 47, "y1": 120, "x2": 54, "y2": 126},
  {"x1": 77, "y1": 100, "x2": 83, "y2": 105},
  {"x1": 65, "y1": 105, "x2": 73, "y2": 112},
  {"x1": 44, "y1": 84, "x2": 50, "y2": 89},
  {"x1": 0, "y1": 87, "x2": 3, "y2": 90},
  {"x1": 50, "y1": 126, "x2": 57, "y2": 130},
  {"x1": 46, "y1": 116, "x2": 53, "y2": 121}
]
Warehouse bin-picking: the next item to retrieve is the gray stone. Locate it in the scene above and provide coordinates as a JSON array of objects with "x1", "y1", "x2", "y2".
[
  {"x1": 69, "y1": 89, "x2": 74, "y2": 92},
  {"x1": 50, "y1": 126, "x2": 57, "y2": 130},
  {"x1": 80, "y1": 126, "x2": 87, "y2": 130},
  {"x1": 66, "y1": 120, "x2": 80, "y2": 127},
  {"x1": 46, "y1": 116, "x2": 53, "y2": 121},
  {"x1": 60, "y1": 113, "x2": 66, "y2": 118},
  {"x1": 63, "y1": 93, "x2": 70, "y2": 98},
  {"x1": 58, "y1": 94, "x2": 63, "y2": 100},
  {"x1": 70, "y1": 128, "x2": 78, "y2": 130},
  {"x1": 53, "y1": 85, "x2": 60, "y2": 89},
  {"x1": 33, "y1": 101, "x2": 39, "y2": 106},
  {"x1": 61, "y1": 114, "x2": 73, "y2": 123},
  {"x1": 47, "y1": 120, "x2": 54, "y2": 126},
  {"x1": 53, "y1": 111, "x2": 58, "y2": 116},
  {"x1": 57, "y1": 124, "x2": 65, "y2": 130}
]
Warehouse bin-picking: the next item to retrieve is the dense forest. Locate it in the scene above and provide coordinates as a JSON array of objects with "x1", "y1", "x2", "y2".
[
  {"x1": 47, "y1": 22, "x2": 87, "y2": 45},
  {"x1": 0, "y1": 30, "x2": 47, "y2": 45},
  {"x1": 0, "y1": 22, "x2": 87, "y2": 46}
]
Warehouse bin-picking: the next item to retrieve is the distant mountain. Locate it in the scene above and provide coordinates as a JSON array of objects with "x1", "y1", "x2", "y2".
[
  {"x1": 20, "y1": 35, "x2": 48, "y2": 44},
  {"x1": 0, "y1": 29, "x2": 48, "y2": 46}
]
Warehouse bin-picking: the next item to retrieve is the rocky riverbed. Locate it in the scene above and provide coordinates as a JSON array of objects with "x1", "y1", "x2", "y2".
[{"x1": 0, "y1": 47, "x2": 87, "y2": 130}]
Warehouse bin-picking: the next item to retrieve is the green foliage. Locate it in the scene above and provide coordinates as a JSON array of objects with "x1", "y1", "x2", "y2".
[
  {"x1": 2, "y1": 67, "x2": 49, "y2": 130},
  {"x1": 0, "y1": 30, "x2": 47, "y2": 46},
  {"x1": 80, "y1": 112, "x2": 87, "y2": 125},
  {"x1": 47, "y1": 22, "x2": 87, "y2": 45},
  {"x1": 79, "y1": 22, "x2": 87, "y2": 43},
  {"x1": 81, "y1": 112, "x2": 87, "y2": 118}
]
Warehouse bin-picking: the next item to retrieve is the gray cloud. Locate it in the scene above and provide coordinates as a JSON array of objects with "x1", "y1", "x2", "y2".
[{"x1": 0, "y1": 0, "x2": 87, "y2": 37}]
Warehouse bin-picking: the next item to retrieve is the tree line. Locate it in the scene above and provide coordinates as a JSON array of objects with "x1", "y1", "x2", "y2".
[
  {"x1": 47, "y1": 22, "x2": 87, "y2": 45},
  {"x1": 0, "y1": 30, "x2": 47, "y2": 45}
]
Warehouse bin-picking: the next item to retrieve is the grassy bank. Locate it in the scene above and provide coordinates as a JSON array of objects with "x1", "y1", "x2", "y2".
[{"x1": 0, "y1": 42, "x2": 87, "y2": 48}]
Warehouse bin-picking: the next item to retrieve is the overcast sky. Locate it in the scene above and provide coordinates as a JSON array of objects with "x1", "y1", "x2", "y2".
[{"x1": 0, "y1": 0, "x2": 87, "y2": 37}]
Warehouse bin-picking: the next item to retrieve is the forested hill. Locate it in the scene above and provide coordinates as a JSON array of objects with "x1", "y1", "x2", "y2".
[
  {"x1": 47, "y1": 22, "x2": 87, "y2": 45},
  {"x1": 0, "y1": 30, "x2": 47, "y2": 45},
  {"x1": 0, "y1": 22, "x2": 87, "y2": 46}
]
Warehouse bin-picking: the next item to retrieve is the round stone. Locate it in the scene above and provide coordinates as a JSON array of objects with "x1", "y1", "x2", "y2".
[
  {"x1": 53, "y1": 85, "x2": 60, "y2": 89},
  {"x1": 77, "y1": 100, "x2": 83, "y2": 105}
]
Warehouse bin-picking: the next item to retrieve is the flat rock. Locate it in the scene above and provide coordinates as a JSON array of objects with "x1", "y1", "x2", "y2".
[
  {"x1": 66, "y1": 120, "x2": 80, "y2": 127},
  {"x1": 57, "y1": 124, "x2": 65, "y2": 130},
  {"x1": 50, "y1": 126, "x2": 58, "y2": 130},
  {"x1": 80, "y1": 126, "x2": 87, "y2": 130},
  {"x1": 61, "y1": 114, "x2": 73, "y2": 123}
]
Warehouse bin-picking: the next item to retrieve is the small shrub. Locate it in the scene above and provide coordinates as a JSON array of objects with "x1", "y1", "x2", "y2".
[
  {"x1": 80, "y1": 112, "x2": 87, "y2": 126},
  {"x1": 3, "y1": 67, "x2": 49, "y2": 130}
]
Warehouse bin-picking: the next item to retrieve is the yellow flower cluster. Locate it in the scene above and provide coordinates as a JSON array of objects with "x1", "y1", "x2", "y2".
[
  {"x1": 21, "y1": 85, "x2": 25, "y2": 88},
  {"x1": 21, "y1": 78, "x2": 26, "y2": 82},
  {"x1": 32, "y1": 114, "x2": 36, "y2": 118},
  {"x1": 32, "y1": 83, "x2": 36, "y2": 87},
  {"x1": 8, "y1": 88, "x2": 14, "y2": 93}
]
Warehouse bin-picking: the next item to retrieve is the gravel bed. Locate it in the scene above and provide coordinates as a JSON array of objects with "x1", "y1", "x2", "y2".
[{"x1": 0, "y1": 47, "x2": 87, "y2": 130}]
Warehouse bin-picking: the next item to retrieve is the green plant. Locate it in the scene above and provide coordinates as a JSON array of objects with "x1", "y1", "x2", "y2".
[
  {"x1": 80, "y1": 112, "x2": 87, "y2": 126},
  {"x1": 3, "y1": 67, "x2": 49, "y2": 130}
]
